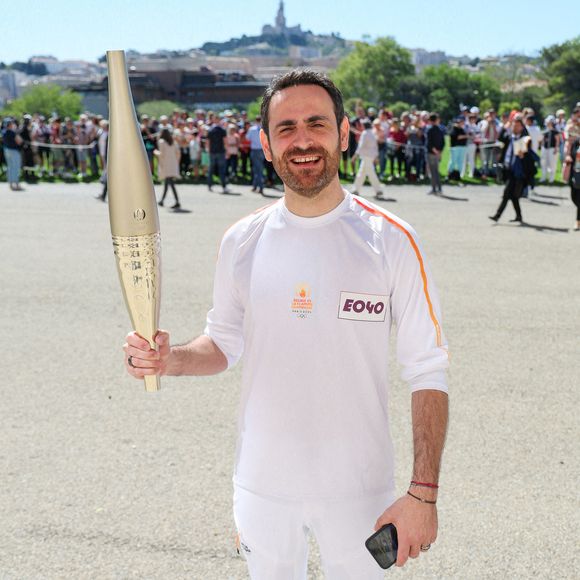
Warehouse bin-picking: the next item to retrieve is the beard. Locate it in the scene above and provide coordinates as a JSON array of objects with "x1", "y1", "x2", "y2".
[{"x1": 271, "y1": 140, "x2": 341, "y2": 199}]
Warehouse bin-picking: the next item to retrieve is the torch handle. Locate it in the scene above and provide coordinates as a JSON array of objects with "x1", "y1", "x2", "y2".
[
  {"x1": 113, "y1": 233, "x2": 162, "y2": 392},
  {"x1": 144, "y1": 374, "x2": 160, "y2": 392}
]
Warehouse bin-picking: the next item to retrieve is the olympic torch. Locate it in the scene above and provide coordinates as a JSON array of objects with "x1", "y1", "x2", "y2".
[{"x1": 107, "y1": 50, "x2": 161, "y2": 392}]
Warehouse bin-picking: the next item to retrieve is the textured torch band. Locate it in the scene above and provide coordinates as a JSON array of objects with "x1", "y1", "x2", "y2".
[{"x1": 113, "y1": 232, "x2": 161, "y2": 392}]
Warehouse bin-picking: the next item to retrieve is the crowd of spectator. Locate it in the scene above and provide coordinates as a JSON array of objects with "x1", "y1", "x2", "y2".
[{"x1": 1, "y1": 102, "x2": 579, "y2": 197}]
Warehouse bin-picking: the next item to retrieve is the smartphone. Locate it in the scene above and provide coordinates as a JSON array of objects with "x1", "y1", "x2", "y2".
[{"x1": 365, "y1": 523, "x2": 398, "y2": 569}]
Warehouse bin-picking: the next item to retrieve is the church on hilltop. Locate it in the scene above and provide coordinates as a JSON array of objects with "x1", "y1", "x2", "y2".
[{"x1": 261, "y1": 1, "x2": 305, "y2": 37}]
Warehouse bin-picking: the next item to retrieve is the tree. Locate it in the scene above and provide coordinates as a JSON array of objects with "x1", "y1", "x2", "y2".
[
  {"x1": 136, "y1": 100, "x2": 182, "y2": 118},
  {"x1": 1, "y1": 84, "x2": 82, "y2": 118},
  {"x1": 514, "y1": 85, "x2": 549, "y2": 119},
  {"x1": 246, "y1": 98, "x2": 261, "y2": 120},
  {"x1": 332, "y1": 38, "x2": 414, "y2": 104},
  {"x1": 386, "y1": 101, "x2": 413, "y2": 118},
  {"x1": 411, "y1": 65, "x2": 501, "y2": 121},
  {"x1": 541, "y1": 36, "x2": 580, "y2": 112}
]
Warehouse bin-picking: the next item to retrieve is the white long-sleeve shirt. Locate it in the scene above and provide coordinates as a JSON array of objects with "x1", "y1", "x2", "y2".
[
  {"x1": 205, "y1": 191, "x2": 449, "y2": 499},
  {"x1": 355, "y1": 128, "x2": 379, "y2": 159}
]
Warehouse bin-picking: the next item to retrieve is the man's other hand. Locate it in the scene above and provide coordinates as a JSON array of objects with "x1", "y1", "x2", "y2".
[{"x1": 374, "y1": 493, "x2": 438, "y2": 567}]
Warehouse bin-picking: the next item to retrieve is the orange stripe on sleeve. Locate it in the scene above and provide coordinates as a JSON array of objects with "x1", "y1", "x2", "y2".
[{"x1": 354, "y1": 198, "x2": 443, "y2": 347}]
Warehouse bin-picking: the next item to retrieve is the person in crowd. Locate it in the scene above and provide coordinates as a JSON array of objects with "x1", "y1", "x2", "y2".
[
  {"x1": 555, "y1": 108, "x2": 567, "y2": 162},
  {"x1": 407, "y1": 117, "x2": 426, "y2": 181},
  {"x1": 225, "y1": 123, "x2": 240, "y2": 181},
  {"x1": 523, "y1": 114, "x2": 542, "y2": 194},
  {"x1": 348, "y1": 106, "x2": 366, "y2": 176},
  {"x1": 155, "y1": 128, "x2": 181, "y2": 209},
  {"x1": 199, "y1": 123, "x2": 209, "y2": 179},
  {"x1": 49, "y1": 117, "x2": 65, "y2": 177},
  {"x1": 96, "y1": 121, "x2": 109, "y2": 201},
  {"x1": 489, "y1": 115, "x2": 536, "y2": 224},
  {"x1": 463, "y1": 112, "x2": 479, "y2": 178},
  {"x1": 88, "y1": 115, "x2": 102, "y2": 176},
  {"x1": 247, "y1": 115, "x2": 265, "y2": 194},
  {"x1": 351, "y1": 119, "x2": 385, "y2": 200},
  {"x1": 372, "y1": 117, "x2": 387, "y2": 179},
  {"x1": 377, "y1": 109, "x2": 391, "y2": 177},
  {"x1": 239, "y1": 121, "x2": 251, "y2": 179},
  {"x1": 540, "y1": 116, "x2": 560, "y2": 184},
  {"x1": 97, "y1": 119, "x2": 109, "y2": 173},
  {"x1": 32, "y1": 115, "x2": 51, "y2": 175},
  {"x1": 188, "y1": 127, "x2": 201, "y2": 181},
  {"x1": 76, "y1": 117, "x2": 90, "y2": 177},
  {"x1": 207, "y1": 117, "x2": 229, "y2": 194},
  {"x1": 448, "y1": 117, "x2": 467, "y2": 180},
  {"x1": 174, "y1": 119, "x2": 191, "y2": 176},
  {"x1": 387, "y1": 118, "x2": 407, "y2": 180},
  {"x1": 563, "y1": 107, "x2": 580, "y2": 182},
  {"x1": 158, "y1": 114, "x2": 173, "y2": 134},
  {"x1": 426, "y1": 113, "x2": 445, "y2": 195},
  {"x1": 61, "y1": 117, "x2": 78, "y2": 173},
  {"x1": 567, "y1": 134, "x2": 580, "y2": 231},
  {"x1": 497, "y1": 112, "x2": 512, "y2": 172},
  {"x1": 479, "y1": 109, "x2": 500, "y2": 177},
  {"x1": 19, "y1": 115, "x2": 35, "y2": 182},
  {"x1": 2, "y1": 118, "x2": 24, "y2": 190},
  {"x1": 140, "y1": 115, "x2": 157, "y2": 175}
]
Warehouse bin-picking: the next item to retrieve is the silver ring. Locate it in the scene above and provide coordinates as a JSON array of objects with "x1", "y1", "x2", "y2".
[
  {"x1": 420, "y1": 544, "x2": 431, "y2": 552},
  {"x1": 128, "y1": 355, "x2": 136, "y2": 368}
]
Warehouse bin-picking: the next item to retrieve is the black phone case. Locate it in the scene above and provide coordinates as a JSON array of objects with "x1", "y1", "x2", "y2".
[{"x1": 365, "y1": 523, "x2": 398, "y2": 569}]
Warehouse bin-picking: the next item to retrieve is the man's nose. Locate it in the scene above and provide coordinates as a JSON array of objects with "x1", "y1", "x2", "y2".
[{"x1": 291, "y1": 125, "x2": 315, "y2": 150}]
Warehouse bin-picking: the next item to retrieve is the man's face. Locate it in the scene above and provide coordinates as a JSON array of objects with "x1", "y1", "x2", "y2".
[{"x1": 260, "y1": 84, "x2": 348, "y2": 198}]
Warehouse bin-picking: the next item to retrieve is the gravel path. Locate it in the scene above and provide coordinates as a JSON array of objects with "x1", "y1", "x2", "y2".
[{"x1": 1, "y1": 181, "x2": 578, "y2": 580}]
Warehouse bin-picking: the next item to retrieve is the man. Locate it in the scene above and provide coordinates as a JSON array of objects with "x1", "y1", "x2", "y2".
[
  {"x1": 247, "y1": 115, "x2": 265, "y2": 194},
  {"x1": 489, "y1": 115, "x2": 535, "y2": 224},
  {"x1": 425, "y1": 112, "x2": 445, "y2": 194},
  {"x1": 207, "y1": 117, "x2": 229, "y2": 194},
  {"x1": 123, "y1": 70, "x2": 449, "y2": 579},
  {"x1": 351, "y1": 119, "x2": 385, "y2": 200}
]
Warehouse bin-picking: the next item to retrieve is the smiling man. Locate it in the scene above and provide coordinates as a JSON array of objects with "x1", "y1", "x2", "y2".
[{"x1": 123, "y1": 70, "x2": 449, "y2": 579}]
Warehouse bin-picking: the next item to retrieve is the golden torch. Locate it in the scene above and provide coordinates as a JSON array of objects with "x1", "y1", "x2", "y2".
[{"x1": 107, "y1": 50, "x2": 161, "y2": 392}]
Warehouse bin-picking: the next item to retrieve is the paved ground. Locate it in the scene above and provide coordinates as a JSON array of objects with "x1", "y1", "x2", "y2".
[{"x1": 1, "y1": 181, "x2": 578, "y2": 580}]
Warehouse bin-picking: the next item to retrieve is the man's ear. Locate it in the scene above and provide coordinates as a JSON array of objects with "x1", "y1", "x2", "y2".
[
  {"x1": 260, "y1": 129, "x2": 272, "y2": 162},
  {"x1": 340, "y1": 116, "x2": 350, "y2": 152}
]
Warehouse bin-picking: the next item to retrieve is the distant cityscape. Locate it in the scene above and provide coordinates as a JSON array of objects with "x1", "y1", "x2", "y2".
[{"x1": 0, "y1": 1, "x2": 543, "y2": 115}]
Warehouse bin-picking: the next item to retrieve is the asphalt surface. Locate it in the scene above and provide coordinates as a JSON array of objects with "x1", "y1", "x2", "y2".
[{"x1": 1, "y1": 180, "x2": 578, "y2": 580}]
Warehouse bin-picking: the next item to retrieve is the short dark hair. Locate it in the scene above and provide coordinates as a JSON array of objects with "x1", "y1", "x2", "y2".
[
  {"x1": 260, "y1": 69, "x2": 345, "y2": 137},
  {"x1": 429, "y1": 113, "x2": 439, "y2": 122}
]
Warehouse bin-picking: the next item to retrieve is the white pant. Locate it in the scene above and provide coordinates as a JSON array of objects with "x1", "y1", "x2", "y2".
[
  {"x1": 353, "y1": 157, "x2": 382, "y2": 193},
  {"x1": 541, "y1": 148, "x2": 557, "y2": 183},
  {"x1": 233, "y1": 485, "x2": 394, "y2": 580},
  {"x1": 463, "y1": 143, "x2": 477, "y2": 177}
]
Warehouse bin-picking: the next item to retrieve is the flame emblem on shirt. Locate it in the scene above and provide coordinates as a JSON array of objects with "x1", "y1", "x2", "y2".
[{"x1": 291, "y1": 283, "x2": 313, "y2": 318}]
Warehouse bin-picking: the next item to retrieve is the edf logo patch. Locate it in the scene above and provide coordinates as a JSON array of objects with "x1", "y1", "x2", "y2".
[{"x1": 338, "y1": 291, "x2": 388, "y2": 322}]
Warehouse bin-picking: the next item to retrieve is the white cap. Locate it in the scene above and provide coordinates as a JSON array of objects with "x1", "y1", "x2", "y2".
[{"x1": 470, "y1": 106, "x2": 480, "y2": 114}]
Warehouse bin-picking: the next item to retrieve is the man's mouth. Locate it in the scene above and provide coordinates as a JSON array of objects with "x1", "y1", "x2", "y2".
[{"x1": 290, "y1": 155, "x2": 322, "y2": 166}]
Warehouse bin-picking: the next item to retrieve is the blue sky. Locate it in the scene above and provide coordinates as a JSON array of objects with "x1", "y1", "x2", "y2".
[{"x1": 4, "y1": 0, "x2": 578, "y2": 63}]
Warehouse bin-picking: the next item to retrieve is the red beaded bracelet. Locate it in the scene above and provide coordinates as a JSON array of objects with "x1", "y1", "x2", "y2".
[{"x1": 410, "y1": 480, "x2": 439, "y2": 489}]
